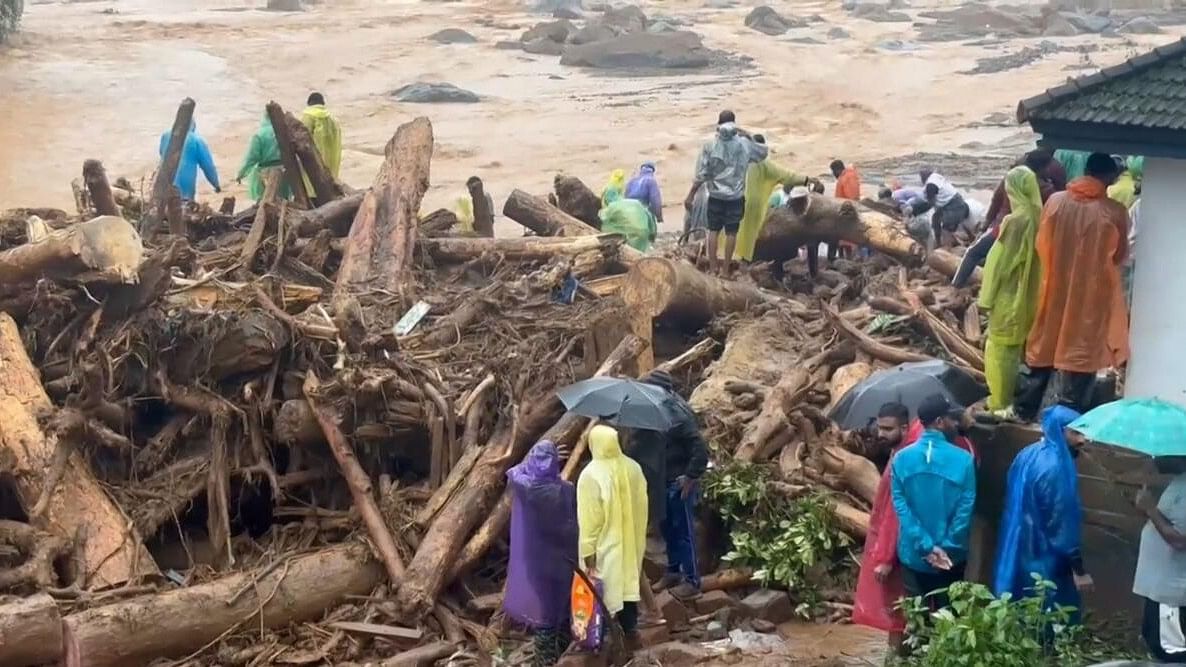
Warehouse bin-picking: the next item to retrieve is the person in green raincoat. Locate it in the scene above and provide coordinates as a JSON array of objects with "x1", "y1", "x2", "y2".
[
  {"x1": 1054, "y1": 149, "x2": 1090, "y2": 181},
  {"x1": 599, "y1": 198, "x2": 657, "y2": 252},
  {"x1": 731, "y1": 135, "x2": 812, "y2": 262},
  {"x1": 300, "y1": 92, "x2": 343, "y2": 196},
  {"x1": 978, "y1": 166, "x2": 1044, "y2": 415},
  {"x1": 236, "y1": 115, "x2": 292, "y2": 202}
]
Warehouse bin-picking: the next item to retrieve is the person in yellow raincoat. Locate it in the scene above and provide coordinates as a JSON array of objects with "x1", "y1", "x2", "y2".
[
  {"x1": 1107, "y1": 158, "x2": 1138, "y2": 208},
  {"x1": 300, "y1": 92, "x2": 343, "y2": 196},
  {"x1": 977, "y1": 166, "x2": 1043, "y2": 416},
  {"x1": 601, "y1": 169, "x2": 626, "y2": 207},
  {"x1": 577, "y1": 424, "x2": 648, "y2": 642},
  {"x1": 236, "y1": 115, "x2": 291, "y2": 203},
  {"x1": 731, "y1": 135, "x2": 812, "y2": 262}
]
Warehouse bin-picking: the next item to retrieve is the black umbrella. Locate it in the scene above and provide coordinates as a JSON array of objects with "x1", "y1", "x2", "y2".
[
  {"x1": 556, "y1": 377, "x2": 675, "y2": 431},
  {"x1": 828, "y1": 359, "x2": 987, "y2": 430}
]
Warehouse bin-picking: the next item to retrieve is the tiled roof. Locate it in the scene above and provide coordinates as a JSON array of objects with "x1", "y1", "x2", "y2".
[{"x1": 1017, "y1": 37, "x2": 1186, "y2": 130}]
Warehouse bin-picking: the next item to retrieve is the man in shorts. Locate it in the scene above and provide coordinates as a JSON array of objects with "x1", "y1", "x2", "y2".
[{"x1": 684, "y1": 110, "x2": 768, "y2": 277}]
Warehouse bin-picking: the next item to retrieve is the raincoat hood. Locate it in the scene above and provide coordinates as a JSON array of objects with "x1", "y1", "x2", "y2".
[
  {"x1": 589, "y1": 425, "x2": 623, "y2": 460},
  {"x1": 1067, "y1": 176, "x2": 1108, "y2": 201},
  {"x1": 1041, "y1": 405, "x2": 1082, "y2": 480},
  {"x1": 509, "y1": 440, "x2": 560, "y2": 485},
  {"x1": 640, "y1": 162, "x2": 655, "y2": 173},
  {"x1": 716, "y1": 122, "x2": 740, "y2": 140},
  {"x1": 302, "y1": 104, "x2": 332, "y2": 119}
]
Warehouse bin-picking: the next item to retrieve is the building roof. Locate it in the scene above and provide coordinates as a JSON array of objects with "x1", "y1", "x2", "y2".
[{"x1": 1017, "y1": 37, "x2": 1186, "y2": 158}]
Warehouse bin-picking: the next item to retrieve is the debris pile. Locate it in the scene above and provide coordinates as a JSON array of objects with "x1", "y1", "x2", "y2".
[{"x1": 0, "y1": 99, "x2": 992, "y2": 666}]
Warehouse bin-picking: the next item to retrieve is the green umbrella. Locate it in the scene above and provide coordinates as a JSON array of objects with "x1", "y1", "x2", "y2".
[{"x1": 1068, "y1": 397, "x2": 1186, "y2": 457}]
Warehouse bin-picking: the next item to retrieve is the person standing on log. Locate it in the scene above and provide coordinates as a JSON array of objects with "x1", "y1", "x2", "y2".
[
  {"x1": 299, "y1": 92, "x2": 343, "y2": 195},
  {"x1": 684, "y1": 110, "x2": 769, "y2": 278},
  {"x1": 830, "y1": 159, "x2": 862, "y2": 260},
  {"x1": 158, "y1": 120, "x2": 220, "y2": 201},
  {"x1": 891, "y1": 395, "x2": 976, "y2": 612},
  {"x1": 732, "y1": 134, "x2": 813, "y2": 264},
  {"x1": 504, "y1": 441, "x2": 579, "y2": 667},
  {"x1": 624, "y1": 161, "x2": 663, "y2": 224},
  {"x1": 1015, "y1": 153, "x2": 1129, "y2": 421},
  {"x1": 632, "y1": 369, "x2": 708, "y2": 601},
  {"x1": 578, "y1": 425, "x2": 648, "y2": 647},
  {"x1": 236, "y1": 114, "x2": 292, "y2": 203}
]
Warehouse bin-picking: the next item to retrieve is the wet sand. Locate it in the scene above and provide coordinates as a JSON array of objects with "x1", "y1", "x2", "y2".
[{"x1": 0, "y1": 0, "x2": 1177, "y2": 234}]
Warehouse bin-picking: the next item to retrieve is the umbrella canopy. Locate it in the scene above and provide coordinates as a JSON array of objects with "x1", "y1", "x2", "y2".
[
  {"x1": 556, "y1": 377, "x2": 674, "y2": 431},
  {"x1": 828, "y1": 359, "x2": 987, "y2": 430},
  {"x1": 1069, "y1": 397, "x2": 1186, "y2": 457}
]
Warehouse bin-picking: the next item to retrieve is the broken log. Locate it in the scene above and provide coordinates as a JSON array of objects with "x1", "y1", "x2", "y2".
[
  {"x1": 928, "y1": 248, "x2": 980, "y2": 285},
  {"x1": 755, "y1": 195, "x2": 924, "y2": 266},
  {"x1": 0, "y1": 313, "x2": 156, "y2": 588},
  {"x1": 735, "y1": 369, "x2": 810, "y2": 462},
  {"x1": 337, "y1": 117, "x2": 433, "y2": 296},
  {"x1": 399, "y1": 335, "x2": 645, "y2": 619},
  {"x1": 265, "y1": 101, "x2": 313, "y2": 209},
  {"x1": 0, "y1": 215, "x2": 143, "y2": 285},
  {"x1": 0, "y1": 593, "x2": 62, "y2": 667},
  {"x1": 832, "y1": 499, "x2": 871, "y2": 539},
  {"x1": 285, "y1": 110, "x2": 344, "y2": 205},
  {"x1": 82, "y1": 160, "x2": 119, "y2": 217},
  {"x1": 420, "y1": 208, "x2": 459, "y2": 237},
  {"x1": 379, "y1": 641, "x2": 459, "y2": 667},
  {"x1": 64, "y1": 544, "x2": 384, "y2": 667},
  {"x1": 467, "y1": 176, "x2": 495, "y2": 238},
  {"x1": 553, "y1": 174, "x2": 602, "y2": 228},
  {"x1": 817, "y1": 444, "x2": 880, "y2": 505},
  {"x1": 420, "y1": 234, "x2": 624, "y2": 264},
  {"x1": 147, "y1": 98, "x2": 195, "y2": 232},
  {"x1": 504, "y1": 188, "x2": 597, "y2": 238},
  {"x1": 621, "y1": 257, "x2": 801, "y2": 328},
  {"x1": 963, "y1": 302, "x2": 982, "y2": 345},
  {"x1": 700, "y1": 568, "x2": 755, "y2": 592},
  {"x1": 828, "y1": 362, "x2": 875, "y2": 408},
  {"x1": 823, "y1": 303, "x2": 932, "y2": 366},
  {"x1": 294, "y1": 191, "x2": 365, "y2": 237}
]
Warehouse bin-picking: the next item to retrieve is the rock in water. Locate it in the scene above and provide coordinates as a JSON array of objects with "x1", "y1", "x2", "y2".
[
  {"x1": 852, "y1": 3, "x2": 911, "y2": 22},
  {"x1": 744, "y1": 6, "x2": 805, "y2": 35},
  {"x1": 429, "y1": 28, "x2": 477, "y2": 43},
  {"x1": 1061, "y1": 11, "x2": 1111, "y2": 33},
  {"x1": 568, "y1": 22, "x2": 618, "y2": 44},
  {"x1": 828, "y1": 26, "x2": 852, "y2": 38},
  {"x1": 1118, "y1": 16, "x2": 1161, "y2": 34},
  {"x1": 559, "y1": 31, "x2": 714, "y2": 70},
  {"x1": 392, "y1": 82, "x2": 480, "y2": 104},
  {"x1": 602, "y1": 4, "x2": 648, "y2": 33},
  {"x1": 520, "y1": 18, "x2": 575, "y2": 43},
  {"x1": 265, "y1": 0, "x2": 303, "y2": 10},
  {"x1": 533, "y1": 0, "x2": 581, "y2": 13},
  {"x1": 1042, "y1": 11, "x2": 1080, "y2": 36},
  {"x1": 523, "y1": 37, "x2": 566, "y2": 55},
  {"x1": 553, "y1": 7, "x2": 582, "y2": 19}
]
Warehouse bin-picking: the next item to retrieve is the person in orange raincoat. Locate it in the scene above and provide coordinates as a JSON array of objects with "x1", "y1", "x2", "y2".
[
  {"x1": 830, "y1": 159, "x2": 861, "y2": 259},
  {"x1": 1015, "y1": 153, "x2": 1130, "y2": 421},
  {"x1": 853, "y1": 404, "x2": 978, "y2": 653}
]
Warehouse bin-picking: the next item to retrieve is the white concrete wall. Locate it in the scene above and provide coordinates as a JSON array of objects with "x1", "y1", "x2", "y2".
[{"x1": 1126, "y1": 158, "x2": 1186, "y2": 405}]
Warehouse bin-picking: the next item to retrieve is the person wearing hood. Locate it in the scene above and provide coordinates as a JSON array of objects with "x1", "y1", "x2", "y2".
[
  {"x1": 1016, "y1": 153, "x2": 1129, "y2": 421},
  {"x1": 732, "y1": 134, "x2": 811, "y2": 263},
  {"x1": 602, "y1": 169, "x2": 627, "y2": 207},
  {"x1": 890, "y1": 394, "x2": 977, "y2": 610},
  {"x1": 993, "y1": 406, "x2": 1091, "y2": 621},
  {"x1": 158, "y1": 121, "x2": 220, "y2": 201},
  {"x1": 236, "y1": 115, "x2": 291, "y2": 203},
  {"x1": 625, "y1": 162, "x2": 663, "y2": 223},
  {"x1": 577, "y1": 425, "x2": 648, "y2": 644},
  {"x1": 504, "y1": 441, "x2": 578, "y2": 667},
  {"x1": 684, "y1": 110, "x2": 769, "y2": 277},
  {"x1": 300, "y1": 92, "x2": 343, "y2": 195},
  {"x1": 1107, "y1": 157, "x2": 1138, "y2": 208}
]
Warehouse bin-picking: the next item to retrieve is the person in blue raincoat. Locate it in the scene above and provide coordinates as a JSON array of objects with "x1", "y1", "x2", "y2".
[
  {"x1": 992, "y1": 405, "x2": 1094, "y2": 622},
  {"x1": 159, "y1": 121, "x2": 221, "y2": 200}
]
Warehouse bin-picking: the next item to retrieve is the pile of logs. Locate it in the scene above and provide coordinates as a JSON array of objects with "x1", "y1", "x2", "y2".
[{"x1": 0, "y1": 99, "x2": 990, "y2": 666}]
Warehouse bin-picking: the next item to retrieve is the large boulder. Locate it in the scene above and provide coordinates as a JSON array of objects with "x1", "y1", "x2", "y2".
[
  {"x1": 392, "y1": 82, "x2": 480, "y2": 104},
  {"x1": 1117, "y1": 16, "x2": 1162, "y2": 34},
  {"x1": 568, "y1": 22, "x2": 618, "y2": 44},
  {"x1": 523, "y1": 37, "x2": 567, "y2": 54},
  {"x1": 265, "y1": 0, "x2": 303, "y2": 10},
  {"x1": 1042, "y1": 11, "x2": 1080, "y2": 36},
  {"x1": 1061, "y1": 11, "x2": 1112, "y2": 33},
  {"x1": 602, "y1": 4, "x2": 648, "y2": 33},
  {"x1": 428, "y1": 28, "x2": 477, "y2": 43},
  {"x1": 520, "y1": 18, "x2": 575, "y2": 43},
  {"x1": 559, "y1": 31, "x2": 715, "y2": 69},
  {"x1": 852, "y1": 2, "x2": 911, "y2": 22},
  {"x1": 744, "y1": 6, "x2": 805, "y2": 35}
]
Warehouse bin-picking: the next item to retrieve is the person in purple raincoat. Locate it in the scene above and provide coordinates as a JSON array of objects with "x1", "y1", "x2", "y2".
[
  {"x1": 504, "y1": 441, "x2": 580, "y2": 666},
  {"x1": 625, "y1": 161, "x2": 663, "y2": 224}
]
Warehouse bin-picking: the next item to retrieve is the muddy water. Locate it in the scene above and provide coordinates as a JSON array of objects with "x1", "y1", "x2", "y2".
[{"x1": 0, "y1": 0, "x2": 1180, "y2": 235}]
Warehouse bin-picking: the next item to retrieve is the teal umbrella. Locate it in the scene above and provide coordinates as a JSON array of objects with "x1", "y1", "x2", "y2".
[{"x1": 1068, "y1": 397, "x2": 1186, "y2": 457}]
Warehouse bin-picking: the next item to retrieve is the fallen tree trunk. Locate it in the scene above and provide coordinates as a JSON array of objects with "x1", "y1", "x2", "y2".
[
  {"x1": 64, "y1": 544, "x2": 383, "y2": 667},
  {"x1": 0, "y1": 215, "x2": 143, "y2": 285},
  {"x1": 146, "y1": 98, "x2": 195, "y2": 233},
  {"x1": 755, "y1": 195, "x2": 924, "y2": 266},
  {"x1": 832, "y1": 499, "x2": 871, "y2": 539},
  {"x1": 337, "y1": 117, "x2": 433, "y2": 296},
  {"x1": 284, "y1": 110, "x2": 344, "y2": 205},
  {"x1": 553, "y1": 174, "x2": 601, "y2": 228},
  {"x1": 928, "y1": 248, "x2": 980, "y2": 285},
  {"x1": 817, "y1": 444, "x2": 880, "y2": 505},
  {"x1": 265, "y1": 102, "x2": 313, "y2": 210},
  {"x1": 294, "y1": 191, "x2": 365, "y2": 237},
  {"x1": 0, "y1": 593, "x2": 62, "y2": 667},
  {"x1": 82, "y1": 160, "x2": 119, "y2": 217},
  {"x1": 398, "y1": 334, "x2": 645, "y2": 619},
  {"x1": 503, "y1": 188, "x2": 597, "y2": 238},
  {"x1": 0, "y1": 313, "x2": 156, "y2": 588},
  {"x1": 420, "y1": 234, "x2": 624, "y2": 264},
  {"x1": 823, "y1": 303, "x2": 932, "y2": 366},
  {"x1": 621, "y1": 257, "x2": 802, "y2": 328}
]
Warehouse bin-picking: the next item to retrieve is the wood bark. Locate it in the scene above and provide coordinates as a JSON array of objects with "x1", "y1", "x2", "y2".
[
  {"x1": 378, "y1": 641, "x2": 459, "y2": 667},
  {"x1": 621, "y1": 257, "x2": 801, "y2": 328},
  {"x1": 420, "y1": 234, "x2": 624, "y2": 264},
  {"x1": 701, "y1": 568, "x2": 755, "y2": 592},
  {"x1": 285, "y1": 110, "x2": 344, "y2": 205},
  {"x1": 147, "y1": 98, "x2": 195, "y2": 232},
  {"x1": 0, "y1": 214, "x2": 143, "y2": 285},
  {"x1": 504, "y1": 188, "x2": 596, "y2": 238},
  {"x1": 823, "y1": 303, "x2": 932, "y2": 365},
  {"x1": 832, "y1": 499, "x2": 871, "y2": 539},
  {"x1": 420, "y1": 208, "x2": 458, "y2": 237},
  {"x1": 0, "y1": 313, "x2": 156, "y2": 588},
  {"x1": 755, "y1": 195, "x2": 925, "y2": 266},
  {"x1": 264, "y1": 102, "x2": 313, "y2": 209},
  {"x1": 734, "y1": 369, "x2": 809, "y2": 462},
  {"x1": 928, "y1": 248, "x2": 980, "y2": 284},
  {"x1": 467, "y1": 176, "x2": 495, "y2": 237},
  {"x1": 82, "y1": 159, "x2": 119, "y2": 217},
  {"x1": 336, "y1": 117, "x2": 433, "y2": 296},
  {"x1": 553, "y1": 174, "x2": 602, "y2": 228},
  {"x1": 64, "y1": 544, "x2": 383, "y2": 667},
  {"x1": 294, "y1": 191, "x2": 365, "y2": 237},
  {"x1": 399, "y1": 335, "x2": 645, "y2": 619},
  {"x1": 828, "y1": 362, "x2": 875, "y2": 408},
  {"x1": 0, "y1": 593, "x2": 62, "y2": 667},
  {"x1": 817, "y1": 444, "x2": 880, "y2": 505}
]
